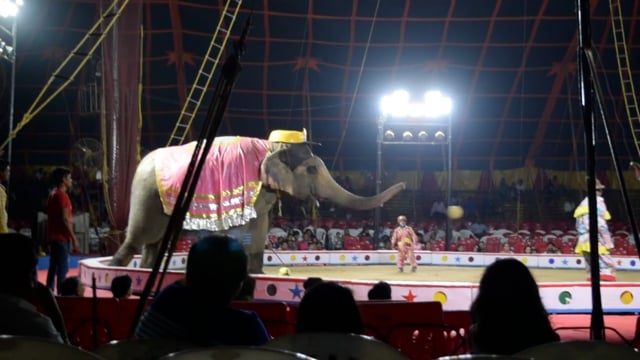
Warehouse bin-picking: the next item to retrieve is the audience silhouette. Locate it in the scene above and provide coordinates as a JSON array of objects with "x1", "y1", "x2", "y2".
[
  {"x1": 0, "y1": 233, "x2": 65, "y2": 342},
  {"x1": 470, "y1": 258, "x2": 559, "y2": 355},
  {"x1": 367, "y1": 281, "x2": 392, "y2": 301},
  {"x1": 136, "y1": 235, "x2": 269, "y2": 346},
  {"x1": 296, "y1": 281, "x2": 364, "y2": 334}
]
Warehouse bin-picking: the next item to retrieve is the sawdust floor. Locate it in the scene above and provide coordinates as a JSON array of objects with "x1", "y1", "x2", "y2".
[{"x1": 263, "y1": 265, "x2": 640, "y2": 283}]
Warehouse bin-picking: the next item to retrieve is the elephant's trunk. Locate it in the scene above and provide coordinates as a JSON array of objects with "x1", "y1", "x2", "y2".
[{"x1": 315, "y1": 164, "x2": 406, "y2": 210}]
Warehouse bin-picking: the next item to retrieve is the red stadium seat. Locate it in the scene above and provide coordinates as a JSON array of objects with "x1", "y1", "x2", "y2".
[
  {"x1": 442, "y1": 310, "x2": 472, "y2": 355},
  {"x1": 357, "y1": 301, "x2": 449, "y2": 359},
  {"x1": 56, "y1": 297, "x2": 118, "y2": 350},
  {"x1": 232, "y1": 301, "x2": 296, "y2": 338}
]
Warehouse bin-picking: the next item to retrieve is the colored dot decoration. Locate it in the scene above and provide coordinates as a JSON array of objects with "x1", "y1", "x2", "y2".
[
  {"x1": 266, "y1": 284, "x2": 277, "y2": 296},
  {"x1": 364, "y1": 255, "x2": 370, "y2": 261},
  {"x1": 339, "y1": 254, "x2": 346, "y2": 261},
  {"x1": 390, "y1": 255, "x2": 396, "y2": 261},
  {"x1": 576, "y1": 259, "x2": 582, "y2": 265},
  {"x1": 631, "y1": 260, "x2": 637, "y2": 267},
  {"x1": 433, "y1": 291, "x2": 448, "y2": 304},
  {"x1": 416, "y1": 255, "x2": 422, "y2": 261},
  {"x1": 548, "y1": 258, "x2": 555, "y2": 264},
  {"x1": 290, "y1": 255, "x2": 297, "y2": 261},
  {"x1": 468, "y1": 256, "x2": 474, "y2": 263},
  {"x1": 558, "y1": 291, "x2": 572, "y2": 305},
  {"x1": 442, "y1": 255, "x2": 449, "y2": 262},
  {"x1": 181, "y1": 258, "x2": 186, "y2": 265},
  {"x1": 315, "y1": 255, "x2": 321, "y2": 261},
  {"x1": 267, "y1": 255, "x2": 273, "y2": 262},
  {"x1": 620, "y1": 291, "x2": 634, "y2": 305},
  {"x1": 521, "y1": 257, "x2": 528, "y2": 265}
]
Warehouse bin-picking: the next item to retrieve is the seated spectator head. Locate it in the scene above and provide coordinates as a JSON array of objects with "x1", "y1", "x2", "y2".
[
  {"x1": 111, "y1": 275, "x2": 133, "y2": 299},
  {"x1": 186, "y1": 235, "x2": 247, "y2": 304},
  {"x1": 303, "y1": 277, "x2": 323, "y2": 291},
  {"x1": 233, "y1": 275, "x2": 256, "y2": 301},
  {"x1": 367, "y1": 281, "x2": 392, "y2": 301},
  {"x1": 60, "y1": 276, "x2": 84, "y2": 297},
  {"x1": 470, "y1": 258, "x2": 559, "y2": 355},
  {"x1": 0, "y1": 233, "x2": 38, "y2": 297},
  {"x1": 296, "y1": 281, "x2": 364, "y2": 334}
]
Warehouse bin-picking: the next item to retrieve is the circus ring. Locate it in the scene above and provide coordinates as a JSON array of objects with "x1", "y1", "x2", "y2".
[{"x1": 78, "y1": 250, "x2": 640, "y2": 313}]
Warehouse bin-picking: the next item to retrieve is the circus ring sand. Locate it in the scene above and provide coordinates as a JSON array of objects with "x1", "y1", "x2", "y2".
[{"x1": 79, "y1": 250, "x2": 640, "y2": 313}]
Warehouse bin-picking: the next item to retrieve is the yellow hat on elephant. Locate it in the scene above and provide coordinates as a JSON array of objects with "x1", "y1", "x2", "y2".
[{"x1": 268, "y1": 129, "x2": 308, "y2": 144}]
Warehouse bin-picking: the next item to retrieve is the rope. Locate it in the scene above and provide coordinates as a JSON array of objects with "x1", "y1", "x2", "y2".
[
  {"x1": 101, "y1": 68, "x2": 116, "y2": 228},
  {"x1": 137, "y1": 24, "x2": 143, "y2": 162},
  {"x1": 330, "y1": 0, "x2": 381, "y2": 171},
  {"x1": 566, "y1": 73, "x2": 579, "y2": 172},
  {"x1": 517, "y1": 0, "x2": 526, "y2": 229}
]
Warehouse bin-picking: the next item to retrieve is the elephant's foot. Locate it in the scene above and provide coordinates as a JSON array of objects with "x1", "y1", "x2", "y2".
[
  {"x1": 139, "y1": 254, "x2": 154, "y2": 269},
  {"x1": 139, "y1": 242, "x2": 162, "y2": 268},
  {"x1": 248, "y1": 252, "x2": 265, "y2": 274},
  {"x1": 109, "y1": 243, "x2": 139, "y2": 267}
]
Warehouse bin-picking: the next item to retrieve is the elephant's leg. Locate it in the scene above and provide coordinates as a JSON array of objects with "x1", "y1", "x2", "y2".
[
  {"x1": 110, "y1": 241, "x2": 140, "y2": 267},
  {"x1": 109, "y1": 211, "x2": 168, "y2": 267},
  {"x1": 110, "y1": 152, "x2": 171, "y2": 267},
  {"x1": 140, "y1": 241, "x2": 162, "y2": 268},
  {"x1": 247, "y1": 212, "x2": 270, "y2": 274}
]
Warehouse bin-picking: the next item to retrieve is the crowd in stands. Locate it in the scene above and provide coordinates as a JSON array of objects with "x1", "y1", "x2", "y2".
[{"x1": 266, "y1": 217, "x2": 638, "y2": 256}]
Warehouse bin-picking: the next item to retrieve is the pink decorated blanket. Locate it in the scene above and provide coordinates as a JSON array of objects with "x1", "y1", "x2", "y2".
[{"x1": 155, "y1": 137, "x2": 270, "y2": 231}]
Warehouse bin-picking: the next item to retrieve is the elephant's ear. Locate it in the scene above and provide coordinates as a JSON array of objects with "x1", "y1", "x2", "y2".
[{"x1": 260, "y1": 148, "x2": 295, "y2": 195}]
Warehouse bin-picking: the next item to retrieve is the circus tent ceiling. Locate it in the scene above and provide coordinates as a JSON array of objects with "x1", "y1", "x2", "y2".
[{"x1": 1, "y1": 0, "x2": 640, "y2": 172}]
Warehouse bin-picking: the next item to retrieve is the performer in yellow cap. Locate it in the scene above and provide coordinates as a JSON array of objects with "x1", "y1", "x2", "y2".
[
  {"x1": 391, "y1": 215, "x2": 418, "y2": 272},
  {"x1": 573, "y1": 178, "x2": 615, "y2": 281}
]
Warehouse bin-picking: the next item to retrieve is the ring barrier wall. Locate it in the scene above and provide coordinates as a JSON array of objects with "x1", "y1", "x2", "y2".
[{"x1": 79, "y1": 250, "x2": 640, "y2": 313}]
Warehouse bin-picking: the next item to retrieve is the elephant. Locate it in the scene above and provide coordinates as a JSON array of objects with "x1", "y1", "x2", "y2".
[{"x1": 109, "y1": 130, "x2": 405, "y2": 274}]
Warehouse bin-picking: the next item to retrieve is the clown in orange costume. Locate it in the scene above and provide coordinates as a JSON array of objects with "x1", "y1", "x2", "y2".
[{"x1": 391, "y1": 215, "x2": 418, "y2": 272}]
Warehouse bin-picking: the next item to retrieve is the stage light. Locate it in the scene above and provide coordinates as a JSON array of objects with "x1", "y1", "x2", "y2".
[
  {"x1": 380, "y1": 89, "x2": 452, "y2": 119},
  {"x1": 376, "y1": 88, "x2": 455, "y2": 250},
  {"x1": 0, "y1": 42, "x2": 14, "y2": 61},
  {"x1": 380, "y1": 90, "x2": 410, "y2": 117},
  {"x1": 423, "y1": 91, "x2": 453, "y2": 118},
  {"x1": 0, "y1": 0, "x2": 22, "y2": 18}
]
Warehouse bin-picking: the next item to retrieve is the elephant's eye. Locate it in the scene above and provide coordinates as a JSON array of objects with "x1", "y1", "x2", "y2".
[{"x1": 307, "y1": 165, "x2": 318, "y2": 175}]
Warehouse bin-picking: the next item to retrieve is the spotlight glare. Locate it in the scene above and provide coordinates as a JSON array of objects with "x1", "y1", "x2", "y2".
[
  {"x1": 423, "y1": 90, "x2": 453, "y2": 117},
  {"x1": 380, "y1": 90, "x2": 452, "y2": 118},
  {"x1": 0, "y1": 0, "x2": 22, "y2": 18},
  {"x1": 380, "y1": 89, "x2": 410, "y2": 117}
]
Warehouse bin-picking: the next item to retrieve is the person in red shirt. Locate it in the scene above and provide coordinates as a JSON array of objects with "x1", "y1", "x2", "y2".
[
  {"x1": 46, "y1": 168, "x2": 79, "y2": 294},
  {"x1": 391, "y1": 215, "x2": 419, "y2": 272}
]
